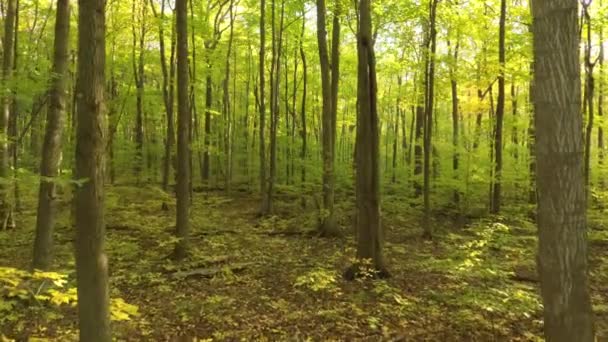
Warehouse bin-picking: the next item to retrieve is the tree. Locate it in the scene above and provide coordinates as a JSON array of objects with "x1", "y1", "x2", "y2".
[
  {"x1": 74, "y1": 0, "x2": 111, "y2": 339},
  {"x1": 259, "y1": 0, "x2": 268, "y2": 214},
  {"x1": 150, "y1": 0, "x2": 176, "y2": 192},
  {"x1": 422, "y1": 0, "x2": 438, "y2": 239},
  {"x1": 0, "y1": 0, "x2": 16, "y2": 231},
  {"x1": 531, "y1": 0, "x2": 595, "y2": 339},
  {"x1": 491, "y1": 0, "x2": 506, "y2": 214},
  {"x1": 132, "y1": 0, "x2": 147, "y2": 182},
  {"x1": 32, "y1": 0, "x2": 70, "y2": 270},
  {"x1": 173, "y1": 0, "x2": 191, "y2": 260},
  {"x1": 346, "y1": 0, "x2": 388, "y2": 279},
  {"x1": 316, "y1": 0, "x2": 340, "y2": 236}
]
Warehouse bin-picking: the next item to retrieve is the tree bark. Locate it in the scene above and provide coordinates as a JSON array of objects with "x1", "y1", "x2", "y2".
[
  {"x1": 74, "y1": 0, "x2": 111, "y2": 339},
  {"x1": 316, "y1": 0, "x2": 340, "y2": 236},
  {"x1": 346, "y1": 0, "x2": 388, "y2": 279},
  {"x1": 422, "y1": 0, "x2": 438, "y2": 239},
  {"x1": 259, "y1": 0, "x2": 268, "y2": 214},
  {"x1": 0, "y1": 0, "x2": 16, "y2": 230},
  {"x1": 32, "y1": 0, "x2": 70, "y2": 270},
  {"x1": 491, "y1": 0, "x2": 506, "y2": 214},
  {"x1": 531, "y1": 0, "x2": 595, "y2": 339},
  {"x1": 173, "y1": 0, "x2": 191, "y2": 260}
]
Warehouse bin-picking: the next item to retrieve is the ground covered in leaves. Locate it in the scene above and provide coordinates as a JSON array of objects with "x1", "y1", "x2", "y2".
[{"x1": 1, "y1": 182, "x2": 608, "y2": 341}]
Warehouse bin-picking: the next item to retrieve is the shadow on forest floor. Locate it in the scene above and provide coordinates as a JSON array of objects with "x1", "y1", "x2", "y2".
[{"x1": 1, "y1": 183, "x2": 607, "y2": 340}]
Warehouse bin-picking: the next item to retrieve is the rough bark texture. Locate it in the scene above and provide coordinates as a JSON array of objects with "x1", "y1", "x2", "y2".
[
  {"x1": 346, "y1": 0, "x2": 387, "y2": 279},
  {"x1": 174, "y1": 0, "x2": 191, "y2": 260},
  {"x1": 74, "y1": 0, "x2": 111, "y2": 340},
  {"x1": 32, "y1": 0, "x2": 70, "y2": 270},
  {"x1": 531, "y1": 0, "x2": 595, "y2": 339}
]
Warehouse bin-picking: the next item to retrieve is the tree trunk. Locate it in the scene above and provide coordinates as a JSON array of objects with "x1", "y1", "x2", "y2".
[
  {"x1": 299, "y1": 14, "x2": 307, "y2": 204},
  {"x1": 173, "y1": 0, "x2": 191, "y2": 260},
  {"x1": 259, "y1": 0, "x2": 268, "y2": 214},
  {"x1": 599, "y1": 20, "x2": 604, "y2": 186},
  {"x1": 0, "y1": 0, "x2": 16, "y2": 230},
  {"x1": 491, "y1": 0, "x2": 506, "y2": 214},
  {"x1": 132, "y1": 0, "x2": 146, "y2": 183},
  {"x1": 583, "y1": 4, "x2": 595, "y2": 189},
  {"x1": 32, "y1": 0, "x2": 70, "y2": 270},
  {"x1": 74, "y1": 0, "x2": 111, "y2": 339},
  {"x1": 422, "y1": 0, "x2": 438, "y2": 239},
  {"x1": 151, "y1": 0, "x2": 176, "y2": 192},
  {"x1": 222, "y1": 0, "x2": 235, "y2": 194},
  {"x1": 531, "y1": 0, "x2": 595, "y2": 339},
  {"x1": 346, "y1": 0, "x2": 388, "y2": 280},
  {"x1": 449, "y1": 36, "x2": 460, "y2": 204},
  {"x1": 316, "y1": 0, "x2": 340, "y2": 236}
]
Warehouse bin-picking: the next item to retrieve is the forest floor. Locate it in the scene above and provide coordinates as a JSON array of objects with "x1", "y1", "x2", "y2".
[{"x1": 1, "y1": 182, "x2": 608, "y2": 341}]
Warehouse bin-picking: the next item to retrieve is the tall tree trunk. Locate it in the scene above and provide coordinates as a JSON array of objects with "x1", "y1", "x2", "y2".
[
  {"x1": 0, "y1": 0, "x2": 16, "y2": 230},
  {"x1": 599, "y1": 20, "x2": 605, "y2": 186},
  {"x1": 151, "y1": 0, "x2": 176, "y2": 192},
  {"x1": 422, "y1": 0, "x2": 438, "y2": 239},
  {"x1": 449, "y1": 36, "x2": 460, "y2": 204},
  {"x1": 511, "y1": 82, "x2": 519, "y2": 161},
  {"x1": 32, "y1": 0, "x2": 70, "y2": 270},
  {"x1": 259, "y1": 0, "x2": 268, "y2": 213},
  {"x1": 263, "y1": 0, "x2": 285, "y2": 215},
  {"x1": 132, "y1": 0, "x2": 146, "y2": 183},
  {"x1": 299, "y1": 14, "x2": 307, "y2": 205},
  {"x1": 346, "y1": 0, "x2": 388, "y2": 280},
  {"x1": 491, "y1": 0, "x2": 506, "y2": 214},
  {"x1": 173, "y1": 0, "x2": 191, "y2": 260},
  {"x1": 74, "y1": 0, "x2": 111, "y2": 339},
  {"x1": 222, "y1": 0, "x2": 235, "y2": 194},
  {"x1": 316, "y1": 0, "x2": 340, "y2": 236},
  {"x1": 583, "y1": 4, "x2": 595, "y2": 188},
  {"x1": 531, "y1": 0, "x2": 595, "y2": 339}
]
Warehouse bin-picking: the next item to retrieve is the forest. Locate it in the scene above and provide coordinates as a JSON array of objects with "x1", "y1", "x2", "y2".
[{"x1": 0, "y1": 0, "x2": 607, "y2": 340}]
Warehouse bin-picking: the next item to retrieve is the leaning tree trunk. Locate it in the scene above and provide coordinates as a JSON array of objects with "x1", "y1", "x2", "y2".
[
  {"x1": 346, "y1": 0, "x2": 388, "y2": 280},
  {"x1": 0, "y1": 0, "x2": 16, "y2": 231},
  {"x1": 173, "y1": 0, "x2": 191, "y2": 260},
  {"x1": 74, "y1": 0, "x2": 111, "y2": 340},
  {"x1": 32, "y1": 0, "x2": 70, "y2": 270},
  {"x1": 531, "y1": 0, "x2": 595, "y2": 339}
]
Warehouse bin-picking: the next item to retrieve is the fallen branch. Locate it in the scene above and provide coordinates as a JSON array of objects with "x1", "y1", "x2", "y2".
[{"x1": 172, "y1": 262, "x2": 254, "y2": 279}]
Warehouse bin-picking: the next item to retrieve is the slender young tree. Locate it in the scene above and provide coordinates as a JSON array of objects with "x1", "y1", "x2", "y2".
[
  {"x1": 259, "y1": 0, "x2": 268, "y2": 214},
  {"x1": 32, "y1": 0, "x2": 70, "y2": 270},
  {"x1": 531, "y1": 0, "x2": 595, "y2": 339},
  {"x1": 491, "y1": 0, "x2": 506, "y2": 213},
  {"x1": 150, "y1": 0, "x2": 176, "y2": 192},
  {"x1": 173, "y1": 0, "x2": 191, "y2": 260},
  {"x1": 422, "y1": 0, "x2": 438, "y2": 239},
  {"x1": 74, "y1": 0, "x2": 111, "y2": 339},
  {"x1": 132, "y1": 0, "x2": 147, "y2": 182},
  {"x1": 346, "y1": 0, "x2": 388, "y2": 279},
  {"x1": 583, "y1": 1, "x2": 596, "y2": 188}
]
